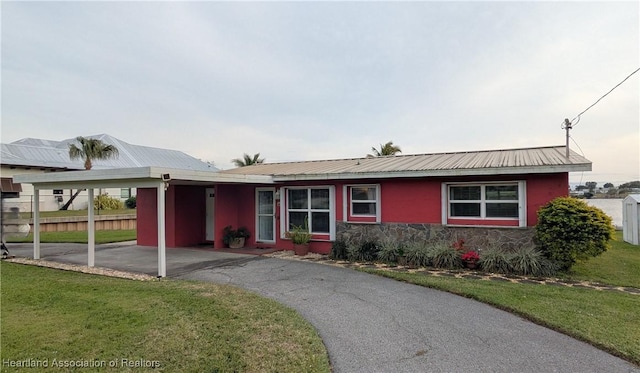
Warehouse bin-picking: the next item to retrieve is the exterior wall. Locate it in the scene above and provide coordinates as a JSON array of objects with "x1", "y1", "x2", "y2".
[
  {"x1": 135, "y1": 172, "x2": 568, "y2": 252},
  {"x1": 137, "y1": 185, "x2": 208, "y2": 247},
  {"x1": 136, "y1": 188, "x2": 158, "y2": 246}
]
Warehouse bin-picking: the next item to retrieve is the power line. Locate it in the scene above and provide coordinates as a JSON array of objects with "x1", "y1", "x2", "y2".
[{"x1": 568, "y1": 67, "x2": 640, "y2": 127}]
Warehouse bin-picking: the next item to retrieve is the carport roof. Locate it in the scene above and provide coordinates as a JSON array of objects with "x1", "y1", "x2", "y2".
[{"x1": 14, "y1": 166, "x2": 273, "y2": 189}]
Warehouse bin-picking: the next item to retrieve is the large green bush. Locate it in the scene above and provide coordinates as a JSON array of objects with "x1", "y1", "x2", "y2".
[
  {"x1": 535, "y1": 197, "x2": 614, "y2": 271},
  {"x1": 94, "y1": 194, "x2": 125, "y2": 210}
]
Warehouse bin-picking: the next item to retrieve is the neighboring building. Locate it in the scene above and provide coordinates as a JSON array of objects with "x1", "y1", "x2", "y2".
[
  {"x1": 131, "y1": 145, "x2": 590, "y2": 253},
  {"x1": 1, "y1": 134, "x2": 217, "y2": 212}
]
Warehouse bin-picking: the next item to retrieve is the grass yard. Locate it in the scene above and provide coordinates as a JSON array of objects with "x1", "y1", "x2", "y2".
[
  {"x1": 0, "y1": 262, "x2": 330, "y2": 373},
  {"x1": 7, "y1": 230, "x2": 137, "y2": 244},
  {"x1": 565, "y1": 231, "x2": 640, "y2": 288},
  {"x1": 18, "y1": 209, "x2": 135, "y2": 219},
  {"x1": 358, "y1": 233, "x2": 640, "y2": 366}
]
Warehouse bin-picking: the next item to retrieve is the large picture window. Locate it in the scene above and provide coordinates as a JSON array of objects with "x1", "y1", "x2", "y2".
[
  {"x1": 287, "y1": 188, "x2": 331, "y2": 234},
  {"x1": 448, "y1": 183, "x2": 520, "y2": 219}
]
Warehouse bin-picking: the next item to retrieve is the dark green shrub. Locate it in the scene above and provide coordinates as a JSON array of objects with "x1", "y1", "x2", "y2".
[
  {"x1": 509, "y1": 246, "x2": 557, "y2": 277},
  {"x1": 478, "y1": 246, "x2": 512, "y2": 274},
  {"x1": 429, "y1": 242, "x2": 463, "y2": 269},
  {"x1": 94, "y1": 194, "x2": 124, "y2": 210},
  {"x1": 125, "y1": 196, "x2": 136, "y2": 209},
  {"x1": 347, "y1": 241, "x2": 379, "y2": 262},
  {"x1": 535, "y1": 197, "x2": 614, "y2": 270},
  {"x1": 404, "y1": 242, "x2": 431, "y2": 267},
  {"x1": 330, "y1": 240, "x2": 348, "y2": 260},
  {"x1": 377, "y1": 238, "x2": 402, "y2": 264}
]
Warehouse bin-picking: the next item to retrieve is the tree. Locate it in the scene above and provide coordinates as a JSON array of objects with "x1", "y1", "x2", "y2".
[
  {"x1": 585, "y1": 181, "x2": 597, "y2": 193},
  {"x1": 232, "y1": 153, "x2": 264, "y2": 167},
  {"x1": 68, "y1": 136, "x2": 119, "y2": 170},
  {"x1": 619, "y1": 181, "x2": 640, "y2": 189},
  {"x1": 574, "y1": 185, "x2": 588, "y2": 191},
  {"x1": 61, "y1": 136, "x2": 119, "y2": 210},
  {"x1": 535, "y1": 197, "x2": 614, "y2": 271},
  {"x1": 603, "y1": 182, "x2": 614, "y2": 188},
  {"x1": 368, "y1": 141, "x2": 402, "y2": 157}
]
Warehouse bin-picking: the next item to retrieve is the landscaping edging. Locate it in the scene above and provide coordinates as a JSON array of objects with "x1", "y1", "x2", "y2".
[{"x1": 267, "y1": 251, "x2": 640, "y2": 295}]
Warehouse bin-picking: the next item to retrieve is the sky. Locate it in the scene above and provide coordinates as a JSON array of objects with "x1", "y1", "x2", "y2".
[{"x1": 2, "y1": 1, "x2": 639, "y2": 185}]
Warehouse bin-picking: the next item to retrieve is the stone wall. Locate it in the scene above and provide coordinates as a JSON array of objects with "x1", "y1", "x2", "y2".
[{"x1": 336, "y1": 222, "x2": 535, "y2": 251}]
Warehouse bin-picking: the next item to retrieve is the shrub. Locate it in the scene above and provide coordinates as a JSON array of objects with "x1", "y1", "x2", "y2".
[
  {"x1": 377, "y1": 238, "x2": 403, "y2": 264},
  {"x1": 510, "y1": 246, "x2": 557, "y2": 277},
  {"x1": 429, "y1": 242, "x2": 463, "y2": 269},
  {"x1": 330, "y1": 240, "x2": 348, "y2": 260},
  {"x1": 125, "y1": 196, "x2": 136, "y2": 209},
  {"x1": 94, "y1": 194, "x2": 124, "y2": 210},
  {"x1": 347, "y1": 241, "x2": 379, "y2": 262},
  {"x1": 535, "y1": 197, "x2": 614, "y2": 270},
  {"x1": 404, "y1": 242, "x2": 431, "y2": 267},
  {"x1": 478, "y1": 246, "x2": 512, "y2": 274}
]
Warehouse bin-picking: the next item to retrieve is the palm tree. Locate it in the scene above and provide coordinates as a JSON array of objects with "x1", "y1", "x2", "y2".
[
  {"x1": 68, "y1": 136, "x2": 120, "y2": 170},
  {"x1": 61, "y1": 136, "x2": 120, "y2": 210},
  {"x1": 369, "y1": 141, "x2": 402, "y2": 157},
  {"x1": 232, "y1": 153, "x2": 265, "y2": 167}
]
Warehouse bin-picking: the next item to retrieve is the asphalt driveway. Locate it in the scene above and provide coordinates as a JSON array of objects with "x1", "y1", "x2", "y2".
[{"x1": 6, "y1": 243, "x2": 639, "y2": 373}]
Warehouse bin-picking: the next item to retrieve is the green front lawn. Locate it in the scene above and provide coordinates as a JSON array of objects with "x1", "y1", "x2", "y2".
[
  {"x1": 0, "y1": 263, "x2": 330, "y2": 372},
  {"x1": 565, "y1": 231, "x2": 640, "y2": 288}
]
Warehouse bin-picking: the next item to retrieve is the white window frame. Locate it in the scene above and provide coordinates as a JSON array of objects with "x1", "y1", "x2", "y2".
[
  {"x1": 343, "y1": 184, "x2": 381, "y2": 223},
  {"x1": 441, "y1": 181, "x2": 526, "y2": 227},
  {"x1": 255, "y1": 188, "x2": 276, "y2": 243},
  {"x1": 280, "y1": 186, "x2": 336, "y2": 240}
]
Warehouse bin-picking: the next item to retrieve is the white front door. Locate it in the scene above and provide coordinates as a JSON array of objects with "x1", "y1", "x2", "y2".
[
  {"x1": 256, "y1": 188, "x2": 275, "y2": 243},
  {"x1": 206, "y1": 188, "x2": 215, "y2": 241}
]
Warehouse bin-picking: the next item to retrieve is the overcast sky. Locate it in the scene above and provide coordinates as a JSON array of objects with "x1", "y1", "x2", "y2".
[{"x1": 2, "y1": 1, "x2": 638, "y2": 185}]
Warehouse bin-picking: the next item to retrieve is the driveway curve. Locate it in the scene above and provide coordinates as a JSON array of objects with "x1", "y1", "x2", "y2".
[{"x1": 180, "y1": 257, "x2": 638, "y2": 373}]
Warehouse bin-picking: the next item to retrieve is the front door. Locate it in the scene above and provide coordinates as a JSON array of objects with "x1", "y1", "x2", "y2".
[
  {"x1": 206, "y1": 188, "x2": 215, "y2": 241},
  {"x1": 256, "y1": 189, "x2": 275, "y2": 243}
]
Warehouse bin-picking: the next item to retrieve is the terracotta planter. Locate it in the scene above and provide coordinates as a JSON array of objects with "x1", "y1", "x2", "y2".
[
  {"x1": 229, "y1": 237, "x2": 245, "y2": 249},
  {"x1": 465, "y1": 260, "x2": 478, "y2": 269},
  {"x1": 294, "y1": 244, "x2": 310, "y2": 256}
]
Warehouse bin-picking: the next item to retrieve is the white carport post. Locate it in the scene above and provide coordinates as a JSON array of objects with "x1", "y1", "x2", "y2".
[
  {"x1": 33, "y1": 188, "x2": 40, "y2": 259},
  {"x1": 87, "y1": 188, "x2": 95, "y2": 267},
  {"x1": 157, "y1": 182, "x2": 166, "y2": 278}
]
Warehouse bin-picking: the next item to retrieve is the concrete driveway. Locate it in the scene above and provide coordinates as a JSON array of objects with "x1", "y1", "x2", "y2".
[{"x1": 6, "y1": 243, "x2": 639, "y2": 373}]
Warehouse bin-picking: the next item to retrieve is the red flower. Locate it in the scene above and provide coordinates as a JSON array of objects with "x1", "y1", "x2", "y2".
[{"x1": 461, "y1": 250, "x2": 480, "y2": 262}]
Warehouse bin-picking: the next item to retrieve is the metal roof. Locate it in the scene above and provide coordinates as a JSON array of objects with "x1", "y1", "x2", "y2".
[
  {"x1": 2, "y1": 134, "x2": 218, "y2": 172},
  {"x1": 220, "y1": 145, "x2": 591, "y2": 181}
]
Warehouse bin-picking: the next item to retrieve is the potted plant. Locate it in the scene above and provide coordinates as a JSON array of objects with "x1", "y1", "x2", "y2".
[
  {"x1": 287, "y1": 224, "x2": 312, "y2": 256},
  {"x1": 223, "y1": 225, "x2": 251, "y2": 249},
  {"x1": 461, "y1": 250, "x2": 480, "y2": 269}
]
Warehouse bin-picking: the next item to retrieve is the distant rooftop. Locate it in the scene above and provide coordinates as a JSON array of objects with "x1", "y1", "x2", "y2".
[
  {"x1": 1, "y1": 134, "x2": 218, "y2": 172},
  {"x1": 220, "y1": 145, "x2": 591, "y2": 181}
]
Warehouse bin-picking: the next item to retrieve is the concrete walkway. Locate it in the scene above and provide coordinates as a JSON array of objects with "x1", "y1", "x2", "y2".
[{"x1": 5, "y1": 243, "x2": 639, "y2": 373}]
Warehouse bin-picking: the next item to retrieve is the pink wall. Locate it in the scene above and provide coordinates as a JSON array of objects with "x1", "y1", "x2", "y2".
[
  {"x1": 137, "y1": 172, "x2": 568, "y2": 251},
  {"x1": 137, "y1": 185, "x2": 207, "y2": 247},
  {"x1": 137, "y1": 188, "x2": 158, "y2": 246},
  {"x1": 526, "y1": 173, "x2": 569, "y2": 225}
]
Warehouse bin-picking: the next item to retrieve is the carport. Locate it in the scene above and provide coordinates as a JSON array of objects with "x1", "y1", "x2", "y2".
[{"x1": 14, "y1": 167, "x2": 271, "y2": 277}]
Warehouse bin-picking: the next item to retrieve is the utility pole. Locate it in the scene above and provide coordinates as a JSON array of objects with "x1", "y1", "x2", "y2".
[{"x1": 563, "y1": 118, "x2": 572, "y2": 158}]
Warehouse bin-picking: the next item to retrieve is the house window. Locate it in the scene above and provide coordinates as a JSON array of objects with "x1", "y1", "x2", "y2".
[
  {"x1": 448, "y1": 183, "x2": 521, "y2": 220},
  {"x1": 351, "y1": 186, "x2": 378, "y2": 216},
  {"x1": 286, "y1": 187, "x2": 331, "y2": 234},
  {"x1": 121, "y1": 188, "x2": 131, "y2": 199}
]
